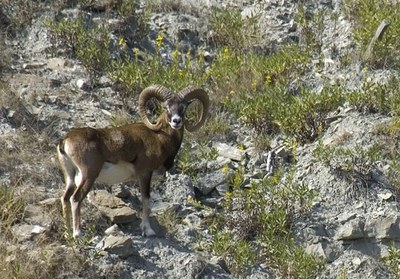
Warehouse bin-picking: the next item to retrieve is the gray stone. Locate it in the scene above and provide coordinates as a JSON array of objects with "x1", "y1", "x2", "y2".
[
  {"x1": 46, "y1": 57, "x2": 70, "y2": 71},
  {"x1": 161, "y1": 174, "x2": 195, "y2": 204},
  {"x1": 112, "y1": 184, "x2": 131, "y2": 199},
  {"x1": 96, "y1": 235, "x2": 134, "y2": 258},
  {"x1": 365, "y1": 214, "x2": 400, "y2": 240},
  {"x1": 76, "y1": 78, "x2": 90, "y2": 90},
  {"x1": 335, "y1": 218, "x2": 365, "y2": 240},
  {"x1": 196, "y1": 171, "x2": 225, "y2": 195},
  {"x1": 23, "y1": 62, "x2": 46, "y2": 69}
]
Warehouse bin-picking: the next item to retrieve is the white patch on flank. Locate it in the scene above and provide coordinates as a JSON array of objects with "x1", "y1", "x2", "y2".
[{"x1": 96, "y1": 161, "x2": 136, "y2": 184}]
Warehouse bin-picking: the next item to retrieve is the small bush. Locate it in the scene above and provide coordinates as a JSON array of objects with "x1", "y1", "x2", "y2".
[
  {"x1": 210, "y1": 168, "x2": 323, "y2": 277},
  {"x1": 313, "y1": 142, "x2": 383, "y2": 192},
  {"x1": 382, "y1": 243, "x2": 400, "y2": 277},
  {"x1": 207, "y1": 5, "x2": 262, "y2": 51},
  {"x1": 344, "y1": 0, "x2": 400, "y2": 68},
  {"x1": 226, "y1": 83, "x2": 343, "y2": 143},
  {"x1": 0, "y1": 184, "x2": 26, "y2": 239},
  {"x1": 347, "y1": 77, "x2": 400, "y2": 115},
  {"x1": 109, "y1": 45, "x2": 208, "y2": 96},
  {"x1": 46, "y1": 16, "x2": 111, "y2": 81}
]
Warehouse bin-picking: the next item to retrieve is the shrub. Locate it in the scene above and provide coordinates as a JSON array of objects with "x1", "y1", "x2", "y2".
[
  {"x1": 209, "y1": 168, "x2": 323, "y2": 277},
  {"x1": 382, "y1": 243, "x2": 400, "y2": 277},
  {"x1": 46, "y1": 16, "x2": 111, "y2": 81},
  {"x1": 313, "y1": 142, "x2": 383, "y2": 193},
  {"x1": 226, "y1": 83, "x2": 343, "y2": 143},
  {"x1": 347, "y1": 77, "x2": 400, "y2": 115},
  {"x1": 0, "y1": 184, "x2": 26, "y2": 239},
  {"x1": 344, "y1": 0, "x2": 400, "y2": 68},
  {"x1": 207, "y1": 5, "x2": 262, "y2": 51},
  {"x1": 109, "y1": 45, "x2": 208, "y2": 96}
]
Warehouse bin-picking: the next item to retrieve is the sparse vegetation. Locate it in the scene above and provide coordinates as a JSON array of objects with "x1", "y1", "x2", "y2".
[
  {"x1": 46, "y1": 16, "x2": 111, "y2": 81},
  {"x1": 209, "y1": 168, "x2": 323, "y2": 277},
  {"x1": 3, "y1": 0, "x2": 400, "y2": 278},
  {"x1": 383, "y1": 243, "x2": 400, "y2": 278},
  {"x1": 344, "y1": 0, "x2": 400, "y2": 68},
  {"x1": 208, "y1": 5, "x2": 262, "y2": 51},
  {"x1": 347, "y1": 77, "x2": 400, "y2": 115},
  {"x1": 313, "y1": 142, "x2": 383, "y2": 193}
]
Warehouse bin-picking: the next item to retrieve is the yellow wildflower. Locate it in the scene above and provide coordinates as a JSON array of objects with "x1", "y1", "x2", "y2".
[
  {"x1": 156, "y1": 34, "x2": 163, "y2": 48},
  {"x1": 118, "y1": 37, "x2": 126, "y2": 47}
]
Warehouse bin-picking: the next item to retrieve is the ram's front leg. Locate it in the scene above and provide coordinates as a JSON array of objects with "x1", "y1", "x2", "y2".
[{"x1": 139, "y1": 173, "x2": 156, "y2": 237}]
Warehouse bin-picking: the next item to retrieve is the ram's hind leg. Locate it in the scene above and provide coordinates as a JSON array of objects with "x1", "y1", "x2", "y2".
[
  {"x1": 139, "y1": 173, "x2": 156, "y2": 237},
  {"x1": 58, "y1": 146, "x2": 76, "y2": 230},
  {"x1": 70, "y1": 167, "x2": 98, "y2": 238}
]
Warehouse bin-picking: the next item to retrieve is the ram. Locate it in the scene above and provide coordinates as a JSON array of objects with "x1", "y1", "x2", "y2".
[{"x1": 57, "y1": 85, "x2": 209, "y2": 238}]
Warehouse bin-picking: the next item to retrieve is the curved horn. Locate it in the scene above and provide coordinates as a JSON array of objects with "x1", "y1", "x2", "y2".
[
  {"x1": 179, "y1": 87, "x2": 210, "y2": 132},
  {"x1": 139, "y1": 85, "x2": 173, "y2": 131}
]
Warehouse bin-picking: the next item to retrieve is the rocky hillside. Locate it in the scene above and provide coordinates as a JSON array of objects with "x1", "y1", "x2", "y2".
[{"x1": 1, "y1": 0, "x2": 400, "y2": 278}]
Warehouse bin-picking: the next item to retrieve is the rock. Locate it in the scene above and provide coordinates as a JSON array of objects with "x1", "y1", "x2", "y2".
[
  {"x1": 22, "y1": 62, "x2": 46, "y2": 69},
  {"x1": 305, "y1": 240, "x2": 340, "y2": 263},
  {"x1": 46, "y1": 57, "x2": 70, "y2": 71},
  {"x1": 104, "y1": 224, "x2": 121, "y2": 235},
  {"x1": 196, "y1": 171, "x2": 226, "y2": 195},
  {"x1": 335, "y1": 218, "x2": 365, "y2": 240},
  {"x1": 112, "y1": 184, "x2": 131, "y2": 199},
  {"x1": 76, "y1": 78, "x2": 90, "y2": 90},
  {"x1": 161, "y1": 174, "x2": 195, "y2": 204},
  {"x1": 96, "y1": 235, "x2": 134, "y2": 258},
  {"x1": 87, "y1": 190, "x2": 137, "y2": 224},
  {"x1": 213, "y1": 142, "x2": 246, "y2": 162},
  {"x1": 365, "y1": 214, "x2": 400, "y2": 240},
  {"x1": 11, "y1": 224, "x2": 47, "y2": 242}
]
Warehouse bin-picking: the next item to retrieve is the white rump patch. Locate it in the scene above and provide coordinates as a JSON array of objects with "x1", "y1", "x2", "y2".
[{"x1": 96, "y1": 161, "x2": 136, "y2": 185}]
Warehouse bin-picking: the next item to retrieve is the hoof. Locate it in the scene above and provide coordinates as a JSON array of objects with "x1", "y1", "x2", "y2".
[{"x1": 141, "y1": 222, "x2": 156, "y2": 237}]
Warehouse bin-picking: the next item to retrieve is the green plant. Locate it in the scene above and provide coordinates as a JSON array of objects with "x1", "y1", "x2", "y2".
[
  {"x1": 176, "y1": 143, "x2": 199, "y2": 179},
  {"x1": 46, "y1": 16, "x2": 111, "y2": 81},
  {"x1": 158, "y1": 208, "x2": 181, "y2": 236},
  {"x1": 295, "y1": 4, "x2": 326, "y2": 51},
  {"x1": 210, "y1": 231, "x2": 257, "y2": 275},
  {"x1": 382, "y1": 243, "x2": 400, "y2": 278},
  {"x1": 348, "y1": 77, "x2": 400, "y2": 116},
  {"x1": 210, "y1": 168, "x2": 322, "y2": 277},
  {"x1": 344, "y1": 0, "x2": 400, "y2": 68},
  {"x1": 313, "y1": 142, "x2": 383, "y2": 191},
  {"x1": 277, "y1": 86, "x2": 344, "y2": 143},
  {"x1": 0, "y1": 184, "x2": 26, "y2": 239},
  {"x1": 208, "y1": 5, "x2": 262, "y2": 51},
  {"x1": 196, "y1": 113, "x2": 231, "y2": 140},
  {"x1": 226, "y1": 83, "x2": 343, "y2": 143},
  {"x1": 109, "y1": 44, "x2": 208, "y2": 97}
]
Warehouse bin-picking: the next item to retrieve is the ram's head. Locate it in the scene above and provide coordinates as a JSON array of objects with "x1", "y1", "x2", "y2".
[{"x1": 138, "y1": 85, "x2": 210, "y2": 131}]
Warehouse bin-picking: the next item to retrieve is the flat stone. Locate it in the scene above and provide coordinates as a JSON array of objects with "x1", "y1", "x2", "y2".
[
  {"x1": 46, "y1": 58, "x2": 70, "y2": 71},
  {"x1": 23, "y1": 62, "x2": 46, "y2": 69},
  {"x1": 88, "y1": 190, "x2": 137, "y2": 224},
  {"x1": 213, "y1": 142, "x2": 246, "y2": 162},
  {"x1": 11, "y1": 224, "x2": 47, "y2": 242}
]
